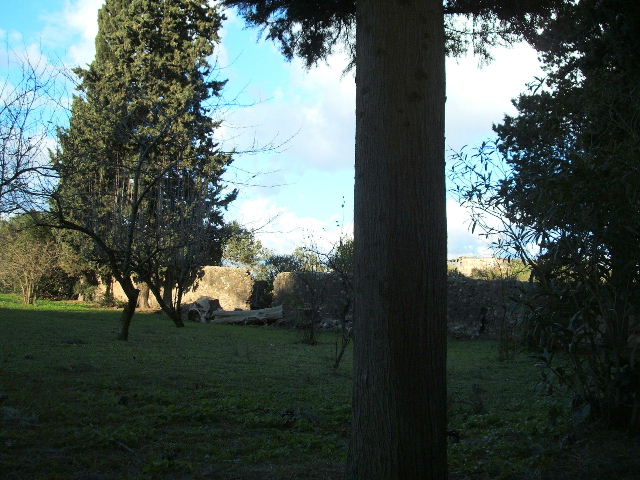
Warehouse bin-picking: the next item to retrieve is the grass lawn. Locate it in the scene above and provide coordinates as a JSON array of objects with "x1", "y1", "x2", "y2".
[{"x1": 0, "y1": 293, "x2": 638, "y2": 479}]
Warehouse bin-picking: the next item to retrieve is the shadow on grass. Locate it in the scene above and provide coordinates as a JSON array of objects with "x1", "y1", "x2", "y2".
[{"x1": 1, "y1": 294, "x2": 638, "y2": 479}]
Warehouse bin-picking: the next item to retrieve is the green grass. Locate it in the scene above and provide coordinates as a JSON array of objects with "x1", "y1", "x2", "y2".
[{"x1": 0, "y1": 293, "x2": 638, "y2": 479}]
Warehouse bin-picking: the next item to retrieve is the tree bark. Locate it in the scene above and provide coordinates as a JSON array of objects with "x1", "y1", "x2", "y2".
[
  {"x1": 117, "y1": 280, "x2": 139, "y2": 341},
  {"x1": 104, "y1": 275, "x2": 113, "y2": 301},
  {"x1": 609, "y1": 242, "x2": 632, "y2": 350},
  {"x1": 147, "y1": 280, "x2": 185, "y2": 328},
  {"x1": 349, "y1": 0, "x2": 447, "y2": 478},
  {"x1": 162, "y1": 274, "x2": 174, "y2": 308},
  {"x1": 138, "y1": 282, "x2": 151, "y2": 309}
]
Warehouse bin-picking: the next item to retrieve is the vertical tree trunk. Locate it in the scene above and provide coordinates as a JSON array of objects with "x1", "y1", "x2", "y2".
[
  {"x1": 138, "y1": 282, "x2": 151, "y2": 309},
  {"x1": 170, "y1": 310, "x2": 185, "y2": 328},
  {"x1": 609, "y1": 243, "x2": 632, "y2": 349},
  {"x1": 104, "y1": 275, "x2": 113, "y2": 300},
  {"x1": 117, "y1": 280, "x2": 139, "y2": 341},
  {"x1": 349, "y1": 0, "x2": 447, "y2": 478},
  {"x1": 162, "y1": 274, "x2": 174, "y2": 309}
]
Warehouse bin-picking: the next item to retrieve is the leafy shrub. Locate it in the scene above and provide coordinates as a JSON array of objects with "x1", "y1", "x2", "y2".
[{"x1": 526, "y1": 281, "x2": 639, "y2": 430}]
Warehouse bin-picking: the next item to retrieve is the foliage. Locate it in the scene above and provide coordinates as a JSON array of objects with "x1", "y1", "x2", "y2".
[
  {"x1": 221, "y1": 0, "x2": 356, "y2": 67},
  {"x1": 262, "y1": 253, "x2": 305, "y2": 283},
  {"x1": 50, "y1": 0, "x2": 235, "y2": 338},
  {"x1": 450, "y1": 0, "x2": 640, "y2": 429},
  {"x1": 471, "y1": 260, "x2": 531, "y2": 282},
  {"x1": 1, "y1": 296, "x2": 639, "y2": 479},
  {"x1": 0, "y1": 216, "x2": 73, "y2": 303},
  {"x1": 291, "y1": 246, "x2": 329, "y2": 274},
  {"x1": 325, "y1": 237, "x2": 354, "y2": 279},
  {"x1": 221, "y1": 221, "x2": 271, "y2": 277},
  {"x1": 54, "y1": 228, "x2": 115, "y2": 301},
  {"x1": 220, "y1": 0, "x2": 564, "y2": 68}
]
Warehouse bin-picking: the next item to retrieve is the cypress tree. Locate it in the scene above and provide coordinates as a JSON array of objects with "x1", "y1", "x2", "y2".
[{"x1": 53, "y1": 0, "x2": 235, "y2": 339}]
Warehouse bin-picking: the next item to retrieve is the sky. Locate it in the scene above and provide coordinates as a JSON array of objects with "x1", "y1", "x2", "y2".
[{"x1": 1, "y1": 0, "x2": 543, "y2": 257}]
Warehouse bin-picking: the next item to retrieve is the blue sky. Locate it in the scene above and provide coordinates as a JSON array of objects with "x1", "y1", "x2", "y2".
[{"x1": 1, "y1": 0, "x2": 542, "y2": 256}]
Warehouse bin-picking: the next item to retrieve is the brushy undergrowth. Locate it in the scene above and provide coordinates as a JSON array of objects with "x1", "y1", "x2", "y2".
[{"x1": 0, "y1": 293, "x2": 638, "y2": 479}]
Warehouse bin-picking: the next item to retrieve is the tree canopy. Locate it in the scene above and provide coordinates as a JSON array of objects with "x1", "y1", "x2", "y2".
[{"x1": 223, "y1": 0, "x2": 565, "y2": 67}]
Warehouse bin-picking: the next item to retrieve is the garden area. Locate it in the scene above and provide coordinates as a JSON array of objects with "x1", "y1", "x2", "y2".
[{"x1": 1, "y1": 294, "x2": 638, "y2": 479}]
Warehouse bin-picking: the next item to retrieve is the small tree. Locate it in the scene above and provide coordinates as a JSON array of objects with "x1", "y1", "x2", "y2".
[
  {"x1": 325, "y1": 237, "x2": 354, "y2": 370},
  {"x1": 221, "y1": 221, "x2": 271, "y2": 277},
  {"x1": 0, "y1": 217, "x2": 61, "y2": 304},
  {"x1": 286, "y1": 246, "x2": 328, "y2": 345},
  {"x1": 285, "y1": 238, "x2": 354, "y2": 353}
]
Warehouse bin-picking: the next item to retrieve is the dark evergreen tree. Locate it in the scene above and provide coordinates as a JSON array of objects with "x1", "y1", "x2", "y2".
[
  {"x1": 496, "y1": 0, "x2": 640, "y2": 294},
  {"x1": 223, "y1": 0, "x2": 564, "y2": 477},
  {"x1": 52, "y1": 0, "x2": 235, "y2": 340},
  {"x1": 455, "y1": 0, "x2": 640, "y2": 429}
]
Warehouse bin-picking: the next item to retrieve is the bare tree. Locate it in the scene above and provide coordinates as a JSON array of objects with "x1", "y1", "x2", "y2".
[
  {"x1": 0, "y1": 218, "x2": 60, "y2": 304},
  {"x1": 0, "y1": 53, "x2": 59, "y2": 215}
]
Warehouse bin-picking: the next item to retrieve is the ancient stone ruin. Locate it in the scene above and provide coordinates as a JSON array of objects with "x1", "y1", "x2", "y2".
[
  {"x1": 271, "y1": 271, "x2": 351, "y2": 327},
  {"x1": 94, "y1": 263, "x2": 528, "y2": 337},
  {"x1": 96, "y1": 266, "x2": 256, "y2": 310}
]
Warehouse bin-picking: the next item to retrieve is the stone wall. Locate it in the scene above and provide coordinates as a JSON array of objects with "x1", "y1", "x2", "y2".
[
  {"x1": 95, "y1": 265, "x2": 531, "y2": 337},
  {"x1": 447, "y1": 256, "x2": 517, "y2": 277},
  {"x1": 447, "y1": 276, "x2": 530, "y2": 337},
  {"x1": 183, "y1": 266, "x2": 254, "y2": 310},
  {"x1": 96, "y1": 266, "x2": 256, "y2": 311},
  {"x1": 271, "y1": 271, "x2": 530, "y2": 337},
  {"x1": 272, "y1": 272, "x2": 350, "y2": 325}
]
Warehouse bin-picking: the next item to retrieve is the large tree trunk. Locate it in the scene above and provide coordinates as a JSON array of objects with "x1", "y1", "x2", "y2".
[{"x1": 349, "y1": 1, "x2": 447, "y2": 478}]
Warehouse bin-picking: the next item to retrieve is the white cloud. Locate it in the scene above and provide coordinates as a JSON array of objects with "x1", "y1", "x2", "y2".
[
  {"x1": 287, "y1": 55, "x2": 355, "y2": 171},
  {"x1": 445, "y1": 43, "x2": 542, "y2": 150},
  {"x1": 229, "y1": 196, "x2": 493, "y2": 259},
  {"x1": 446, "y1": 199, "x2": 496, "y2": 258},
  {"x1": 220, "y1": 52, "x2": 355, "y2": 174},
  {"x1": 40, "y1": 0, "x2": 104, "y2": 66},
  {"x1": 229, "y1": 196, "x2": 352, "y2": 255},
  {"x1": 224, "y1": 42, "x2": 540, "y2": 180},
  {"x1": 0, "y1": 29, "x2": 24, "y2": 48}
]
